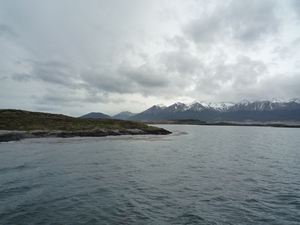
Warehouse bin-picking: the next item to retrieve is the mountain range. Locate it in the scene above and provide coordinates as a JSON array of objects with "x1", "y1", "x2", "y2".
[{"x1": 80, "y1": 98, "x2": 300, "y2": 123}]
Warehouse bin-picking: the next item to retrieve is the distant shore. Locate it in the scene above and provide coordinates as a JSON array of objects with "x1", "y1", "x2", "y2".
[{"x1": 145, "y1": 119, "x2": 300, "y2": 128}]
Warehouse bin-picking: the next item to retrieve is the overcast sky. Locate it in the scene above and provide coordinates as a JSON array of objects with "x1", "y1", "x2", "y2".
[{"x1": 1, "y1": 0, "x2": 300, "y2": 116}]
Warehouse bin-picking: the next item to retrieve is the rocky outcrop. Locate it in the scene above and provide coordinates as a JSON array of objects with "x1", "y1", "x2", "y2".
[
  {"x1": 57, "y1": 128, "x2": 171, "y2": 138},
  {"x1": 0, "y1": 132, "x2": 26, "y2": 142},
  {"x1": 0, "y1": 128, "x2": 172, "y2": 142}
]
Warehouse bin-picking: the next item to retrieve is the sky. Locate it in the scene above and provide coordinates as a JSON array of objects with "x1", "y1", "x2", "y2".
[{"x1": 1, "y1": 0, "x2": 300, "y2": 116}]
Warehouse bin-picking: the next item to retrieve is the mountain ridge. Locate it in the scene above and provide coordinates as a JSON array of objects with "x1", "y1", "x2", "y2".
[{"x1": 128, "y1": 98, "x2": 300, "y2": 122}]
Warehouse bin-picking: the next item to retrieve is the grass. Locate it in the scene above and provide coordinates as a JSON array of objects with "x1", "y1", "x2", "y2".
[{"x1": 0, "y1": 109, "x2": 160, "y2": 132}]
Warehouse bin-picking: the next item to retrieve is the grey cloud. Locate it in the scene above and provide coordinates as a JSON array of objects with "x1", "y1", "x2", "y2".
[
  {"x1": 12, "y1": 73, "x2": 32, "y2": 82},
  {"x1": 34, "y1": 90, "x2": 83, "y2": 107},
  {"x1": 273, "y1": 46, "x2": 291, "y2": 60},
  {"x1": 173, "y1": 36, "x2": 190, "y2": 50},
  {"x1": 272, "y1": 37, "x2": 300, "y2": 61},
  {"x1": 0, "y1": 76, "x2": 8, "y2": 81},
  {"x1": 291, "y1": 37, "x2": 300, "y2": 47},
  {"x1": 81, "y1": 61, "x2": 170, "y2": 97},
  {"x1": 11, "y1": 59, "x2": 83, "y2": 87},
  {"x1": 83, "y1": 91, "x2": 110, "y2": 104},
  {"x1": 81, "y1": 59, "x2": 180, "y2": 96},
  {"x1": 195, "y1": 55, "x2": 268, "y2": 95},
  {"x1": 199, "y1": 73, "x2": 300, "y2": 103},
  {"x1": 183, "y1": 0, "x2": 279, "y2": 45},
  {"x1": 166, "y1": 35, "x2": 190, "y2": 50},
  {"x1": 281, "y1": 73, "x2": 300, "y2": 97},
  {"x1": 15, "y1": 60, "x2": 80, "y2": 89},
  {"x1": 291, "y1": 0, "x2": 300, "y2": 18},
  {"x1": 120, "y1": 63, "x2": 169, "y2": 88},
  {"x1": 84, "y1": 93, "x2": 126, "y2": 104},
  {"x1": 253, "y1": 73, "x2": 300, "y2": 100},
  {"x1": 183, "y1": 16, "x2": 222, "y2": 44},
  {"x1": 31, "y1": 61, "x2": 75, "y2": 86},
  {"x1": 81, "y1": 69, "x2": 133, "y2": 95},
  {"x1": 160, "y1": 51, "x2": 204, "y2": 74},
  {"x1": 33, "y1": 85, "x2": 126, "y2": 109},
  {"x1": 227, "y1": 0, "x2": 279, "y2": 42},
  {"x1": 0, "y1": 24, "x2": 18, "y2": 37},
  {"x1": 232, "y1": 56, "x2": 268, "y2": 86}
]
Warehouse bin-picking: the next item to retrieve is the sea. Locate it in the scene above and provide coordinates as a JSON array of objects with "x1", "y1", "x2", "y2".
[{"x1": 1, "y1": 125, "x2": 300, "y2": 225}]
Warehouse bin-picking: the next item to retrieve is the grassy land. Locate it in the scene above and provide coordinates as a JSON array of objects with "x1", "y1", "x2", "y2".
[{"x1": 0, "y1": 109, "x2": 161, "y2": 132}]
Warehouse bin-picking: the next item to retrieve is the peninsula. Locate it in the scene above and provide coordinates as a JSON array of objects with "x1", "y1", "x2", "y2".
[{"x1": 0, "y1": 109, "x2": 171, "y2": 142}]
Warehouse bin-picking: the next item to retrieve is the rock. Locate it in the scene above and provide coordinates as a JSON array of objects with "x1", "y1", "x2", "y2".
[
  {"x1": 125, "y1": 129, "x2": 145, "y2": 134},
  {"x1": 144, "y1": 128, "x2": 172, "y2": 135},
  {"x1": 0, "y1": 133, "x2": 25, "y2": 142},
  {"x1": 0, "y1": 128, "x2": 172, "y2": 142}
]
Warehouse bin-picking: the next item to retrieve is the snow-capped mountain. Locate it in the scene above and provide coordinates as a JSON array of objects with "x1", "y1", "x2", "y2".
[
  {"x1": 230, "y1": 98, "x2": 300, "y2": 111},
  {"x1": 140, "y1": 104, "x2": 167, "y2": 115},
  {"x1": 129, "y1": 98, "x2": 300, "y2": 122},
  {"x1": 289, "y1": 98, "x2": 300, "y2": 104},
  {"x1": 185, "y1": 101, "x2": 235, "y2": 112},
  {"x1": 187, "y1": 101, "x2": 207, "y2": 111},
  {"x1": 164, "y1": 102, "x2": 188, "y2": 113}
]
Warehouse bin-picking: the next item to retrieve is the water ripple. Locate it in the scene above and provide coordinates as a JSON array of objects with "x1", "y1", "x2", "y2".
[{"x1": 0, "y1": 125, "x2": 300, "y2": 224}]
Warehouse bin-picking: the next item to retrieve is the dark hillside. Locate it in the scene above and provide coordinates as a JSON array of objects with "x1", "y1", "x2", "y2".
[
  {"x1": 80, "y1": 112, "x2": 111, "y2": 119},
  {"x1": 0, "y1": 109, "x2": 165, "y2": 132}
]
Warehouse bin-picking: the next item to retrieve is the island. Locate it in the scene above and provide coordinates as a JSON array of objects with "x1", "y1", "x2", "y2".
[{"x1": 0, "y1": 109, "x2": 172, "y2": 142}]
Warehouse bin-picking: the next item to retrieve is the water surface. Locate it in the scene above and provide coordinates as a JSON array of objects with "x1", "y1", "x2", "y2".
[{"x1": 1, "y1": 125, "x2": 300, "y2": 224}]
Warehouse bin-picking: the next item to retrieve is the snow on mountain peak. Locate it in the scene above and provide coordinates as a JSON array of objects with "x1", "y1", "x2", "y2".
[
  {"x1": 150, "y1": 98, "x2": 300, "y2": 113},
  {"x1": 186, "y1": 101, "x2": 205, "y2": 111},
  {"x1": 289, "y1": 98, "x2": 300, "y2": 104},
  {"x1": 155, "y1": 104, "x2": 167, "y2": 108},
  {"x1": 188, "y1": 100, "x2": 200, "y2": 106},
  {"x1": 175, "y1": 102, "x2": 186, "y2": 106},
  {"x1": 270, "y1": 98, "x2": 284, "y2": 103},
  {"x1": 238, "y1": 99, "x2": 251, "y2": 105},
  {"x1": 209, "y1": 102, "x2": 235, "y2": 110},
  {"x1": 186, "y1": 101, "x2": 235, "y2": 111},
  {"x1": 199, "y1": 101, "x2": 210, "y2": 108},
  {"x1": 258, "y1": 98, "x2": 284, "y2": 103}
]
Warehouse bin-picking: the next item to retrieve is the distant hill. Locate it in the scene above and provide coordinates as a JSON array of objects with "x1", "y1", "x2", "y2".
[
  {"x1": 80, "y1": 112, "x2": 111, "y2": 119},
  {"x1": 112, "y1": 111, "x2": 136, "y2": 120}
]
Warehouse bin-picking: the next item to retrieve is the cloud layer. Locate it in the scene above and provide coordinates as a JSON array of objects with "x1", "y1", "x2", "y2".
[{"x1": 0, "y1": 0, "x2": 299, "y2": 116}]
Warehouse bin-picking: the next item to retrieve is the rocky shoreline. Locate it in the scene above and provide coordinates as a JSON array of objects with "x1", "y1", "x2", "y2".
[{"x1": 0, "y1": 128, "x2": 172, "y2": 143}]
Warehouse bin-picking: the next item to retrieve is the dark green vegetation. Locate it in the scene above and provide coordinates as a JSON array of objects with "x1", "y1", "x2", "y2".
[{"x1": 0, "y1": 109, "x2": 171, "y2": 136}]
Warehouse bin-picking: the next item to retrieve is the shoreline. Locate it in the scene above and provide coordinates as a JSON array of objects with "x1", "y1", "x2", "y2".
[
  {"x1": 0, "y1": 128, "x2": 172, "y2": 143},
  {"x1": 145, "y1": 120, "x2": 300, "y2": 128}
]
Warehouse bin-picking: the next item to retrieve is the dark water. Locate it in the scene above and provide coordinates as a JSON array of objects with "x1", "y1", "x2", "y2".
[{"x1": 1, "y1": 125, "x2": 300, "y2": 224}]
